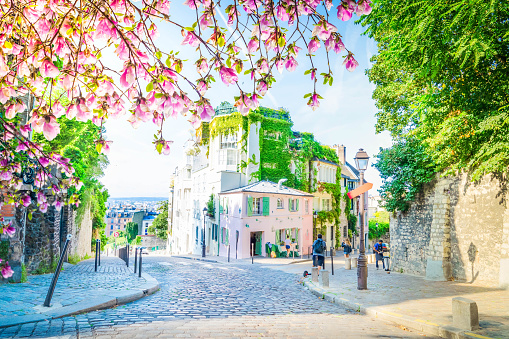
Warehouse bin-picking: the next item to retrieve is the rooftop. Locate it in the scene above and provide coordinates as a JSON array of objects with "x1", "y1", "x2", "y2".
[{"x1": 220, "y1": 180, "x2": 313, "y2": 197}]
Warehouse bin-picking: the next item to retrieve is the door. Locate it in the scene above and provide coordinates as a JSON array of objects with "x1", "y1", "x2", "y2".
[{"x1": 255, "y1": 232, "x2": 262, "y2": 255}]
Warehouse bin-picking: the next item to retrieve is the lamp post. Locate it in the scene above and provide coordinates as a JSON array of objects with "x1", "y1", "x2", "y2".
[
  {"x1": 354, "y1": 148, "x2": 370, "y2": 290},
  {"x1": 202, "y1": 207, "x2": 207, "y2": 258}
]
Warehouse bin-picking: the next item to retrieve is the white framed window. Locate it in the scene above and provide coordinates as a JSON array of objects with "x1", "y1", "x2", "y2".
[
  {"x1": 253, "y1": 197, "x2": 262, "y2": 215},
  {"x1": 219, "y1": 149, "x2": 238, "y2": 166},
  {"x1": 220, "y1": 134, "x2": 237, "y2": 149},
  {"x1": 288, "y1": 198, "x2": 298, "y2": 211},
  {"x1": 322, "y1": 198, "x2": 330, "y2": 211},
  {"x1": 277, "y1": 198, "x2": 284, "y2": 209}
]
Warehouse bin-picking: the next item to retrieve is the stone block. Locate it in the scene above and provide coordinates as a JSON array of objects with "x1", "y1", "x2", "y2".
[
  {"x1": 344, "y1": 258, "x2": 351, "y2": 270},
  {"x1": 312, "y1": 267, "x2": 318, "y2": 282},
  {"x1": 352, "y1": 257, "x2": 358, "y2": 268},
  {"x1": 321, "y1": 270, "x2": 329, "y2": 288},
  {"x1": 452, "y1": 297, "x2": 479, "y2": 331}
]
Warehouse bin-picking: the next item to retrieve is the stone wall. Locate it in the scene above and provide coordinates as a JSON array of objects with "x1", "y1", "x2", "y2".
[
  {"x1": 67, "y1": 205, "x2": 93, "y2": 259},
  {"x1": 140, "y1": 235, "x2": 166, "y2": 249},
  {"x1": 390, "y1": 172, "x2": 509, "y2": 288}
]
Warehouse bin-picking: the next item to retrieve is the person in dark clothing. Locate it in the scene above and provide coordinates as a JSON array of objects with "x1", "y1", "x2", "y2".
[
  {"x1": 373, "y1": 240, "x2": 385, "y2": 270},
  {"x1": 312, "y1": 234, "x2": 326, "y2": 274}
]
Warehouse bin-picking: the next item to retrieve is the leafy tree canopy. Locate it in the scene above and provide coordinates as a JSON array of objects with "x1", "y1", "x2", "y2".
[
  {"x1": 362, "y1": 0, "x2": 509, "y2": 212},
  {"x1": 148, "y1": 201, "x2": 169, "y2": 240}
]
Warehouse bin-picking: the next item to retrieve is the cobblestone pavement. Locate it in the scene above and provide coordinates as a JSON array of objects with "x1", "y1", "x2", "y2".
[
  {"x1": 0, "y1": 256, "x2": 434, "y2": 338},
  {"x1": 0, "y1": 257, "x2": 145, "y2": 318}
]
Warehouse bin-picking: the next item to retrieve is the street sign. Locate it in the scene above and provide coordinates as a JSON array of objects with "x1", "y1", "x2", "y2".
[
  {"x1": 347, "y1": 182, "x2": 373, "y2": 199},
  {"x1": 114, "y1": 231, "x2": 119, "y2": 238}
]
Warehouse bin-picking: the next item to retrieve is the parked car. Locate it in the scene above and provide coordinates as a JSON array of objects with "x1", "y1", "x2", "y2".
[{"x1": 139, "y1": 247, "x2": 149, "y2": 255}]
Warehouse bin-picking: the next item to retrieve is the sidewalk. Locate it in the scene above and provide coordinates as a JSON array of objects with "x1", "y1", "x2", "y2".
[
  {"x1": 0, "y1": 256, "x2": 159, "y2": 328},
  {"x1": 174, "y1": 253, "x2": 312, "y2": 265},
  {"x1": 263, "y1": 255, "x2": 508, "y2": 339}
]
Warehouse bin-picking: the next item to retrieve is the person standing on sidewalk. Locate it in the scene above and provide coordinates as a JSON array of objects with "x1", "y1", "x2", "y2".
[
  {"x1": 342, "y1": 238, "x2": 352, "y2": 258},
  {"x1": 373, "y1": 240, "x2": 385, "y2": 270},
  {"x1": 312, "y1": 234, "x2": 326, "y2": 274},
  {"x1": 285, "y1": 236, "x2": 292, "y2": 257}
]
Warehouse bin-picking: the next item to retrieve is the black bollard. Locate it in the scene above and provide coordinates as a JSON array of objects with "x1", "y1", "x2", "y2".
[
  {"x1": 95, "y1": 239, "x2": 99, "y2": 272},
  {"x1": 44, "y1": 234, "x2": 73, "y2": 307},
  {"x1": 98, "y1": 239, "x2": 101, "y2": 266},
  {"x1": 331, "y1": 247, "x2": 334, "y2": 275},
  {"x1": 228, "y1": 245, "x2": 230, "y2": 263},
  {"x1": 251, "y1": 243, "x2": 254, "y2": 264},
  {"x1": 138, "y1": 250, "x2": 142, "y2": 278},
  {"x1": 126, "y1": 243, "x2": 129, "y2": 267},
  {"x1": 134, "y1": 248, "x2": 138, "y2": 273}
]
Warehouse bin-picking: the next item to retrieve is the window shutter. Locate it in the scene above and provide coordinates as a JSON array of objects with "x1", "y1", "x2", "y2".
[
  {"x1": 288, "y1": 198, "x2": 291, "y2": 211},
  {"x1": 296, "y1": 198, "x2": 300, "y2": 211},
  {"x1": 247, "y1": 196, "x2": 253, "y2": 216},
  {"x1": 263, "y1": 197, "x2": 270, "y2": 216},
  {"x1": 226, "y1": 229, "x2": 229, "y2": 244}
]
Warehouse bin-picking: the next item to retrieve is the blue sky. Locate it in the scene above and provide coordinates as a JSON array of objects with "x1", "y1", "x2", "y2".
[{"x1": 100, "y1": 3, "x2": 392, "y2": 197}]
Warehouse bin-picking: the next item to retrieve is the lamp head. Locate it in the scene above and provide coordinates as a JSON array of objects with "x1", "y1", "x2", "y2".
[{"x1": 354, "y1": 148, "x2": 370, "y2": 171}]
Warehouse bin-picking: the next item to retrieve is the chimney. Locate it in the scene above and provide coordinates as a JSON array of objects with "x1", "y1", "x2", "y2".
[{"x1": 333, "y1": 144, "x2": 346, "y2": 165}]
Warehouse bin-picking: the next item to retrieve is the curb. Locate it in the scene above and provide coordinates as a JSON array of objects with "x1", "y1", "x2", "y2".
[
  {"x1": 174, "y1": 256, "x2": 221, "y2": 263},
  {"x1": 302, "y1": 280, "x2": 495, "y2": 339},
  {"x1": 175, "y1": 255, "x2": 313, "y2": 265},
  {"x1": 0, "y1": 272, "x2": 160, "y2": 329}
]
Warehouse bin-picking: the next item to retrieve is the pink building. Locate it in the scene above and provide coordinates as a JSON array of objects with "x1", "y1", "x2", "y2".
[{"x1": 218, "y1": 181, "x2": 314, "y2": 259}]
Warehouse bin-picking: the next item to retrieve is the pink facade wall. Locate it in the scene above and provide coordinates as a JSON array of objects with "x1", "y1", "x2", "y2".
[{"x1": 218, "y1": 192, "x2": 314, "y2": 259}]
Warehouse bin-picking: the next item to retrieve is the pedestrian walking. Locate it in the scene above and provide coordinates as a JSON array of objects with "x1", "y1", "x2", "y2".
[
  {"x1": 373, "y1": 240, "x2": 385, "y2": 270},
  {"x1": 285, "y1": 236, "x2": 292, "y2": 257},
  {"x1": 342, "y1": 238, "x2": 352, "y2": 258},
  {"x1": 312, "y1": 234, "x2": 326, "y2": 274}
]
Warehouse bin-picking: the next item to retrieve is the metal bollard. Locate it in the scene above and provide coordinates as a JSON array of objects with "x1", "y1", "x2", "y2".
[
  {"x1": 44, "y1": 235, "x2": 73, "y2": 307},
  {"x1": 134, "y1": 248, "x2": 138, "y2": 273},
  {"x1": 331, "y1": 247, "x2": 334, "y2": 275},
  {"x1": 98, "y1": 239, "x2": 101, "y2": 266},
  {"x1": 228, "y1": 245, "x2": 230, "y2": 262},
  {"x1": 322, "y1": 256, "x2": 325, "y2": 270},
  {"x1": 126, "y1": 244, "x2": 129, "y2": 267},
  {"x1": 138, "y1": 250, "x2": 142, "y2": 278},
  {"x1": 251, "y1": 243, "x2": 254, "y2": 264},
  {"x1": 95, "y1": 239, "x2": 99, "y2": 272}
]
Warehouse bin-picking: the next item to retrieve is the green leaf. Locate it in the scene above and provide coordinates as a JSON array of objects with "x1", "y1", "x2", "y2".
[
  {"x1": 226, "y1": 57, "x2": 232, "y2": 68},
  {"x1": 304, "y1": 69, "x2": 311, "y2": 75},
  {"x1": 218, "y1": 37, "x2": 225, "y2": 47},
  {"x1": 184, "y1": 27, "x2": 194, "y2": 31},
  {"x1": 303, "y1": 93, "x2": 312, "y2": 98},
  {"x1": 165, "y1": 57, "x2": 172, "y2": 68},
  {"x1": 156, "y1": 143, "x2": 163, "y2": 154},
  {"x1": 96, "y1": 143, "x2": 103, "y2": 154},
  {"x1": 146, "y1": 82, "x2": 154, "y2": 92},
  {"x1": 28, "y1": 212, "x2": 32, "y2": 221},
  {"x1": 155, "y1": 51, "x2": 162, "y2": 59}
]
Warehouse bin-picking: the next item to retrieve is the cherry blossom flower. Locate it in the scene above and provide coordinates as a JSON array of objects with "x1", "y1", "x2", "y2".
[
  {"x1": 312, "y1": 21, "x2": 338, "y2": 41},
  {"x1": 1, "y1": 262, "x2": 14, "y2": 279},
  {"x1": 1, "y1": 221, "x2": 15, "y2": 236},
  {"x1": 162, "y1": 140, "x2": 174, "y2": 155},
  {"x1": 356, "y1": 0, "x2": 373, "y2": 16},
  {"x1": 120, "y1": 65, "x2": 136, "y2": 88},
  {"x1": 219, "y1": 67, "x2": 238, "y2": 86},
  {"x1": 182, "y1": 31, "x2": 200, "y2": 47},
  {"x1": 197, "y1": 81, "x2": 208, "y2": 96},
  {"x1": 308, "y1": 93, "x2": 320, "y2": 111},
  {"x1": 21, "y1": 194, "x2": 31, "y2": 207},
  {"x1": 285, "y1": 57, "x2": 298, "y2": 72},
  {"x1": 234, "y1": 94, "x2": 254, "y2": 115},
  {"x1": 337, "y1": 3, "x2": 353, "y2": 21},
  {"x1": 196, "y1": 58, "x2": 209, "y2": 73},
  {"x1": 247, "y1": 38, "x2": 259, "y2": 54},
  {"x1": 308, "y1": 38, "x2": 321, "y2": 54},
  {"x1": 343, "y1": 54, "x2": 359, "y2": 72},
  {"x1": 40, "y1": 59, "x2": 60, "y2": 78},
  {"x1": 256, "y1": 81, "x2": 268, "y2": 96},
  {"x1": 197, "y1": 103, "x2": 214, "y2": 121}
]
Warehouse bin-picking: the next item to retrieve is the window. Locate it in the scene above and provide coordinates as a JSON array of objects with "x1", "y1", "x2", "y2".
[
  {"x1": 305, "y1": 200, "x2": 309, "y2": 213},
  {"x1": 220, "y1": 134, "x2": 237, "y2": 149},
  {"x1": 277, "y1": 198, "x2": 284, "y2": 209},
  {"x1": 322, "y1": 199, "x2": 330, "y2": 211},
  {"x1": 288, "y1": 198, "x2": 298, "y2": 211},
  {"x1": 221, "y1": 227, "x2": 228, "y2": 244},
  {"x1": 110, "y1": 225, "x2": 113, "y2": 230},
  {"x1": 196, "y1": 226, "x2": 199, "y2": 243},
  {"x1": 253, "y1": 197, "x2": 262, "y2": 215},
  {"x1": 219, "y1": 149, "x2": 238, "y2": 166}
]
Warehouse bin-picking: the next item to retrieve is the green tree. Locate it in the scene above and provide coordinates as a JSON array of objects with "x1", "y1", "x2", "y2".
[
  {"x1": 148, "y1": 201, "x2": 169, "y2": 240},
  {"x1": 125, "y1": 222, "x2": 139, "y2": 244},
  {"x1": 362, "y1": 1, "x2": 509, "y2": 211}
]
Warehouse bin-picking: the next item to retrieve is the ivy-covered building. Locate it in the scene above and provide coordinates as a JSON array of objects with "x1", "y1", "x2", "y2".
[{"x1": 168, "y1": 102, "x2": 364, "y2": 258}]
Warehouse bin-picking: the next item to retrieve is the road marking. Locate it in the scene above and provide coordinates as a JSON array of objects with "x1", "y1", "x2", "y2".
[
  {"x1": 415, "y1": 319, "x2": 439, "y2": 327},
  {"x1": 384, "y1": 311, "x2": 403, "y2": 318}
]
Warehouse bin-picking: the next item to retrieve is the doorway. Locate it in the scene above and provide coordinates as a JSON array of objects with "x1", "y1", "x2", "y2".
[{"x1": 250, "y1": 231, "x2": 263, "y2": 256}]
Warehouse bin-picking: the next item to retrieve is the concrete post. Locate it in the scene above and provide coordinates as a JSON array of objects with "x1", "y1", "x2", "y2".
[
  {"x1": 352, "y1": 257, "x2": 358, "y2": 268},
  {"x1": 345, "y1": 258, "x2": 351, "y2": 270},
  {"x1": 452, "y1": 297, "x2": 479, "y2": 330},
  {"x1": 312, "y1": 267, "x2": 319, "y2": 282},
  {"x1": 321, "y1": 270, "x2": 329, "y2": 288}
]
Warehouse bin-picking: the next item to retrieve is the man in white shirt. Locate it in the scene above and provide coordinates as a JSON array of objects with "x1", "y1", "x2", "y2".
[{"x1": 285, "y1": 236, "x2": 292, "y2": 257}]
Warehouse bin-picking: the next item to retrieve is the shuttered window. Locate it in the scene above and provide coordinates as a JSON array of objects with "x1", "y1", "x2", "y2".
[{"x1": 262, "y1": 197, "x2": 270, "y2": 216}]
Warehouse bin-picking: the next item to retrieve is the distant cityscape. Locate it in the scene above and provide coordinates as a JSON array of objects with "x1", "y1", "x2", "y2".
[{"x1": 105, "y1": 197, "x2": 167, "y2": 237}]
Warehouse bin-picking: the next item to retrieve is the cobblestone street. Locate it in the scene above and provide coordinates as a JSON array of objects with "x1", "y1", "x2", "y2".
[{"x1": 0, "y1": 256, "x2": 433, "y2": 338}]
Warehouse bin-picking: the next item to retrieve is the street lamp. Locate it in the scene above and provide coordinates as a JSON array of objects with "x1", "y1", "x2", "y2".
[
  {"x1": 354, "y1": 148, "x2": 369, "y2": 290},
  {"x1": 202, "y1": 207, "x2": 207, "y2": 258}
]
